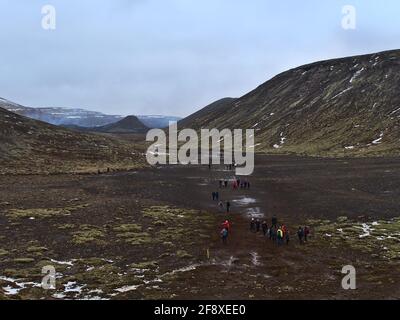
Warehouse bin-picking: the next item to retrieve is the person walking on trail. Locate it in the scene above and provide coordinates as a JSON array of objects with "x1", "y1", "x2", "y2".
[
  {"x1": 262, "y1": 221, "x2": 268, "y2": 236},
  {"x1": 226, "y1": 201, "x2": 231, "y2": 213},
  {"x1": 271, "y1": 215, "x2": 278, "y2": 228},
  {"x1": 255, "y1": 219, "x2": 261, "y2": 233},
  {"x1": 304, "y1": 226, "x2": 310, "y2": 242},
  {"x1": 222, "y1": 220, "x2": 231, "y2": 234},
  {"x1": 277, "y1": 227, "x2": 284, "y2": 246},
  {"x1": 221, "y1": 228, "x2": 228, "y2": 244},
  {"x1": 282, "y1": 225, "x2": 287, "y2": 239},
  {"x1": 271, "y1": 226, "x2": 277, "y2": 242},
  {"x1": 218, "y1": 201, "x2": 224, "y2": 212},
  {"x1": 212, "y1": 192, "x2": 216, "y2": 201},
  {"x1": 216, "y1": 192, "x2": 219, "y2": 201},
  {"x1": 236, "y1": 178, "x2": 241, "y2": 187},
  {"x1": 224, "y1": 180, "x2": 228, "y2": 188},
  {"x1": 219, "y1": 180, "x2": 223, "y2": 188},
  {"x1": 250, "y1": 218, "x2": 256, "y2": 232},
  {"x1": 297, "y1": 227, "x2": 305, "y2": 244},
  {"x1": 285, "y1": 229, "x2": 290, "y2": 245}
]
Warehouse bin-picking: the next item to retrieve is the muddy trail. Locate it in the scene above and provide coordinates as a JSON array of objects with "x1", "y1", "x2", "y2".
[{"x1": 0, "y1": 155, "x2": 400, "y2": 299}]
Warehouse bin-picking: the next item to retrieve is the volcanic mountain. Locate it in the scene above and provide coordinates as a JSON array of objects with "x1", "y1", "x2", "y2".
[
  {"x1": 89, "y1": 115, "x2": 149, "y2": 134},
  {"x1": 0, "y1": 107, "x2": 145, "y2": 174},
  {"x1": 179, "y1": 49, "x2": 400, "y2": 156}
]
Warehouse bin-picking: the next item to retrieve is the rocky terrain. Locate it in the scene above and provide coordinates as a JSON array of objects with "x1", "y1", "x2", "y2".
[{"x1": 0, "y1": 156, "x2": 399, "y2": 300}]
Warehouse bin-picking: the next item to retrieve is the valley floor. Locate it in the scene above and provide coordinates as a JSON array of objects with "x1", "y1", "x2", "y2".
[{"x1": 0, "y1": 155, "x2": 400, "y2": 299}]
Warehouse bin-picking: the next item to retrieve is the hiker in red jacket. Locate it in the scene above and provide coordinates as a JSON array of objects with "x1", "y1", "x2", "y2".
[
  {"x1": 304, "y1": 226, "x2": 310, "y2": 242},
  {"x1": 222, "y1": 220, "x2": 231, "y2": 233}
]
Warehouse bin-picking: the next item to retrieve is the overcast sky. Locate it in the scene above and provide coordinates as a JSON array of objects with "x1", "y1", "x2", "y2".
[{"x1": 0, "y1": 0, "x2": 399, "y2": 117}]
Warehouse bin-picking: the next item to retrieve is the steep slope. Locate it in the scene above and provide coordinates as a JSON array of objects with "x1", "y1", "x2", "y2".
[
  {"x1": 179, "y1": 98, "x2": 237, "y2": 129},
  {"x1": 0, "y1": 107, "x2": 146, "y2": 174},
  {"x1": 179, "y1": 49, "x2": 400, "y2": 156}
]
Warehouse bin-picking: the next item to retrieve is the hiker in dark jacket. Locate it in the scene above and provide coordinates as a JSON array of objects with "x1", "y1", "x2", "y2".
[
  {"x1": 221, "y1": 228, "x2": 228, "y2": 244},
  {"x1": 271, "y1": 215, "x2": 278, "y2": 228},
  {"x1": 271, "y1": 226, "x2": 277, "y2": 242},
  {"x1": 262, "y1": 221, "x2": 268, "y2": 236},
  {"x1": 297, "y1": 227, "x2": 305, "y2": 244},
  {"x1": 226, "y1": 201, "x2": 231, "y2": 213},
  {"x1": 255, "y1": 219, "x2": 261, "y2": 233},
  {"x1": 285, "y1": 229, "x2": 290, "y2": 245},
  {"x1": 250, "y1": 218, "x2": 256, "y2": 232}
]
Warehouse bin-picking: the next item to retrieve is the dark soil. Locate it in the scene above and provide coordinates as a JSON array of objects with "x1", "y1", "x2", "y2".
[{"x1": 0, "y1": 155, "x2": 399, "y2": 299}]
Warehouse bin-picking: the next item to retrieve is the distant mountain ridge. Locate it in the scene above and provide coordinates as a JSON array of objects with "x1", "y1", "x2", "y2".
[
  {"x1": 65, "y1": 115, "x2": 149, "y2": 134},
  {"x1": 0, "y1": 98, "x2": 181, "y2": 129},
  {"x1": 0, "y1": 105, "x2": 145, "y2": 174},
  {"x1": 179, "y1": 49, "x2": 400, "y2": 156}
]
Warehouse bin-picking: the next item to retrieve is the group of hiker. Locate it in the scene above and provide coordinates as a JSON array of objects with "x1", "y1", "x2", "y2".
[
  {"x1": 219, "y1": 177, "x2": 251, "y2": 190},
  {"x1": 211, "y1": 167, "x2": 310, "y2": 247},
  {"x1": 250, "y1": 216, "x2": 288, "y2": 245},
  {"x1": 250, "y1": 216, "x2": 310, "y2": 245},
  {"x1": 220, "y1": 215, "x2": 311, "y2": 246}
]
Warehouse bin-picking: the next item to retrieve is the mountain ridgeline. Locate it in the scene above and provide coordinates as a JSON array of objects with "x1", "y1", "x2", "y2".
[
  {"x1": 65, "y1": 115, "x2": 149, "y2": 134},
  {"x1": 0, "y1": 98, "x2": 181, "y2": 129},
  {"x1": 0, "y1": 107, "x2": 146, "y2": 174},
  {"x1": 179, "y1": 49, "x2": 400, "y2": 156}
]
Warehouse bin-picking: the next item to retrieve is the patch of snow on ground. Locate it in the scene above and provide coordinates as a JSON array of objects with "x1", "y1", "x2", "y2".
[
  {"x1": 64, "y1": 281, "x2": 86, "y2": 293},
  {"x1": 358, "y1": 223, "x2": 373, "y2": 238},
  {"x1": 233, "y1": 197, "x2": 257, "y2": 205},
  {"x1": 372, "y1": 133, "x2": 384, "y2": 145},
  {"x1": 114, "y1": 285, "x2": 140, "y2": 293},
  {"x1": 331, "y1": 87, "x2": 353, "y2": 100},
  {"x1": 390, "y1": 107, "x2": 400, "y2": 115},
  {"x1": 50, "y1": 259, "x2": 74, "y2": 266}
]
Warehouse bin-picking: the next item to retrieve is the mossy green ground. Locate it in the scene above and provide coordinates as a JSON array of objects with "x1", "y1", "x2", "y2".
[
  {"x1": 0, "y1": 204, "x2": 216, "y2": 299},
  {"x1": 307, "y1": 217, "x2": 400, "y2": 259}
]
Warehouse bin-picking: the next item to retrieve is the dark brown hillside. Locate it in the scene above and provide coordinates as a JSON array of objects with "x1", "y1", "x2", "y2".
[
  {"x1": 0, "y1": 107, "x2": 146, "y2": 174},
  {"x1": 180, "y1": 49, "x2": 400, "y2": 156}
]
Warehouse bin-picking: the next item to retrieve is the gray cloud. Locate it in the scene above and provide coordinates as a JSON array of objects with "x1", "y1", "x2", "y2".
[{"x1": 0, "y1": 0, "x2": 399, "y2": 117}]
